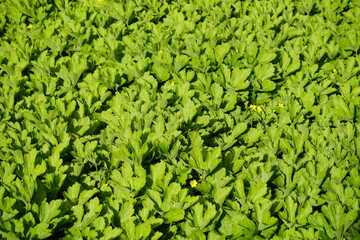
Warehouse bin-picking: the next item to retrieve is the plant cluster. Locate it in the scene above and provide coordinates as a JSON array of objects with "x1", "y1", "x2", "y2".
[{"x1": 0, "y1": 0, "x2": 359, "y2": 239}]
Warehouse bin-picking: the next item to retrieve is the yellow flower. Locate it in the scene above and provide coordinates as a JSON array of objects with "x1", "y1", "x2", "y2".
[
  {"x1": 189, "y1": 180, "x2": 197, "y2": 188},
  {"x1": 256, "y1": 106, "x2": 262, "y2": 112},
  {"x1": 27, "y1": 24, "x2": 33, "y2": 29},
  {"x1": 332, "y1": 68, "x2": 337, "y2": 73},
  {"x1": 158, "y1": 50, "x2": 163, "y2": 55},
  {"x1": 244, "y1": 101, "x2": 249, "y2": 107},
  {"x1": 277, "y1": 103, "x2": 284, "y2": 108},
  {"x1": 170, "y1": 81, "x2": 175, "y2": 86},
  {"x1": 249, "y1": 104, "x2": 257, "y2": 111}
]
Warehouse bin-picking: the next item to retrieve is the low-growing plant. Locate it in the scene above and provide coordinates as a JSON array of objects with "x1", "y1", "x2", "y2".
[{"x1": 0, "y1": 0, "x2": 359, "y2": 239}]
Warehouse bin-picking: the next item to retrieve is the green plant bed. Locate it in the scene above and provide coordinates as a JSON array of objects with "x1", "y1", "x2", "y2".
[{"x1": 0, "y1": 0, "x2": 359, "y2": 239}]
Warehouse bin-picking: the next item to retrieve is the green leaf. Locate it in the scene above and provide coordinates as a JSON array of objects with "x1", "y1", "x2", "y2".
[
  {"x1": 258, "y1": 51, "x2": 277, "y2": 64},
  {"x1": 288, "y1": 99, "x2": 302, "y2": 121},
  {"x1": 121, "y1": 216, "x2": 137, "y2": 240},
  {"x1": 332, "y1": 96, "x2": 353, "y2": 120},
  {"x1": 204, "y1": 147, "x2": 222, "y2": 173},
  {"x1": 150, "y1": 161, "x2": 167, "y2": 187},
  {"x1": 322, "y1": 203, "x2": 358, "y2": 238},
  {"x1": 147, "y1": 189, "x2": 163, "y2": 210},
  {"x1": 215, "y1": 43, "x2": 231, "y2": 64},
  {"x1": 279, "y1": 196, "x2": 298, "y2": 227},
  {"x1": 220, "y1": 64, "x2": 231, "y2": 87},
  {"x1": 301, "y1": 91, "x2": 315, "y2": 109},
  {"x1": 78, "y1": 188, "x2": 99, "y2": 206},
  {"x1": 0, "y1": 187, "x2": 18, "y2": 221},
  {"x1": 229, "y1": 68, "x2": 251, "y2": 90},
  {"x1": 120, "y1": 201, "x2": 135, "y2": 223},
  {"x1": 261, "y1": 79, "x2": 276, "y2": 91},
  {"x1": 182, "y1": 98, "x2": 198, "y2": 122},
  {"x1": 80, "y1": 197, "x2": 102, "y2": 228},
  {"x1": 219, "y1": 212, "x2": 256, "y2": 238},
  {"x1": 233, "y1": 178, "x2": 247, "y2": 199},
  {"x1": 210, "y1": 83, "x2": 224, "y2": 109},
  {"x1": 162, "y1": 182, "x2": 182, "y2": 211},
  {"x1": 135, "y1": 222, "x2": 152, "y2": 239},
  {"x1": 39, "y1": 200, "x2": 63, "y2": 223},
  {"x1": 231, "y1": 122, "x2": 248, "y2": 139},
  {"x1": 243, "y1": 128, "x2": 263, "y2": 146},
  {"x1": 213, "y1": 186, "x2": 232, "y2": 206},
  {"x1": 191, "y1": 202, "x2": 217, "y2": 229},
  {"x1": 330, "y1": 166, "x2": 348, "y2": 184},
  {"x1": 102, "y1": 226, "x2": 122, "y2": 240},
  {"x1": 248, "y1": 182, "x2": 268, "y2": 202},
  {"x1": 254, "y1": 63, "x2": 275, "y2": 81},
  {"x1": 189, "y1": 131, "x2": 204, "y2": 148},
  {"x1": 281, "y1": 50, "x2": 300, "y2": 76},
  {"x1": 253, "y1": 199, "x2": 278, "y2": 231},
  {"x1": 27, "y1": 223, "x2": 51, "y2": 239},
  {"x1": 153, "y1": 64, "x2": 170, "y2": 81},
  {"x1": 297, "y1": 203, "x2": 313, "y2": 226},
  {"x1": 164, "y1": 208, "x2": 185, "y2": 223},
  {"x1": 174, "y1": 55, "x2": 189, "y2": 72}
]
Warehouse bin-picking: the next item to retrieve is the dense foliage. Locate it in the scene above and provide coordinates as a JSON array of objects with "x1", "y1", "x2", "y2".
[{"x1": 0, "y1": 0, "x2": 359, "y2": 239}]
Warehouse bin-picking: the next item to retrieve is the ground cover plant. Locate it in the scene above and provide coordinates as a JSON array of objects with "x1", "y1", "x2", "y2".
[{"x1": 0, "y1": 0, "x2": 360, "y2": 239}]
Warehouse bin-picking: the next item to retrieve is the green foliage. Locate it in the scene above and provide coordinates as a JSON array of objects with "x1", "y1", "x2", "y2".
[{"x1": 0, "y1": 0, "x2": 359, "y2": 239}]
